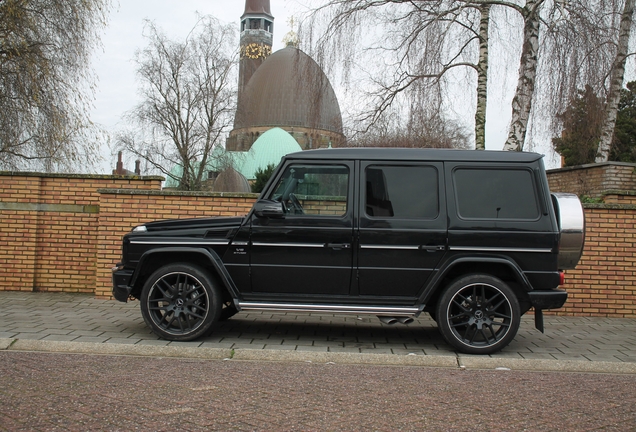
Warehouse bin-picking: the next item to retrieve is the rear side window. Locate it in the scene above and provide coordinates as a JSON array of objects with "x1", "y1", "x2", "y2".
[
  {"x1": 365, "y1": 165, "x2": 439, "y2": 219},
  {"x1": 453, "y1": 168, "x2": 539, "y2": 220}
]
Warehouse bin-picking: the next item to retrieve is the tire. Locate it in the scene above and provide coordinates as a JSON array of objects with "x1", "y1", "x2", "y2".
[
  {"x1": 436, "y1": 274, "x2": 521, "y2": 355},
  {"x1": 140, "y1": 263, "x2": 222, "y2": 341}
]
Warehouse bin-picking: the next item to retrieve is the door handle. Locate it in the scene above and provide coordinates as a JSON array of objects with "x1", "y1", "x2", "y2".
[
  {"x1": 420, "y1": 245, "x2": 446, "y2": 252},
  {"x1": 327, "y1": 243, "x2": 351, "y2": 250}
]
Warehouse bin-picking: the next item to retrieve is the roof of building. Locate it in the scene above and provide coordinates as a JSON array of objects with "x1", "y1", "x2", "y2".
[
  {"x1": 242, "y1": 0, "x2": 272, "y2": 17},
  {"x1": 237, "y1": 127, "x2": 302, "y2": 179},
  {"x1": 233, "y1": 46, "x2": 343, "y2": 134},
  {"x1": 211, "y1": 167, "x2": 251, "y2": 193}
]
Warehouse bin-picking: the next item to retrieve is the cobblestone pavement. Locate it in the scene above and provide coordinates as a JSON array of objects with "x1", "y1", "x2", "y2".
[
  {"x1": 1, "y1": 291, "x2": 636, "y2": 367},
  {"x1": 1, "y1": 350, "x2": 636, "y2": 431},
  {"x1": 2, "y1": 292, "x2": 636, "y2": 430}
]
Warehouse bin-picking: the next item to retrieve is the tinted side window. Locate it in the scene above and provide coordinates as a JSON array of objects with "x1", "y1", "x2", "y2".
[
  {"x1": 270, "y1": 164, "x2": 349, "y2": 216},
  {"x1": 453, "y1": 168, "x2": 539, "y2": 220},
  {"x1": 365, "y1": 165, "x2": 439, "y2": 219}
]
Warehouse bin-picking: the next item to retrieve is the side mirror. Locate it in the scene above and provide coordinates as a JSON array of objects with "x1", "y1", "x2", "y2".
[{"x1": 253, "y1": 199, "x2": 285, "y2": 218}]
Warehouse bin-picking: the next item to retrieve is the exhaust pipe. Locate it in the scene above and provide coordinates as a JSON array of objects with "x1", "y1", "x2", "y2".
[
  {"x1": 378, "y1": 316, "x2": 398, "y2": 325},
  {"x1": 377, "y1": 316, "x2": 414, "y2": 325}
]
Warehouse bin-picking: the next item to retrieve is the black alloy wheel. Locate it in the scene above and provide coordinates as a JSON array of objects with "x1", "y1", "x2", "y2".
[
  {"x1": 436, "y1": 274, "x2": 521, "y2": 355},
  {"x1": 140, "y1": 264, "x2": 221, "y2": 341}
]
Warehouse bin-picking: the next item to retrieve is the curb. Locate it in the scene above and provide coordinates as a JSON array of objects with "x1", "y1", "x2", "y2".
[
  {"x1": 232, "y1": 348, "x2": 458, "y2": 368},
  {"x1": 2, "y1": 338, "x2": 636, "y2": 374},
  {"x1": 3, "y1": 339, "x2": 232, "y2": 361},
  {"x1": 458, "y1": 356, "x2": 636, "y2": 375},
  {"x1": 0, "y1": 338, "x2": 13, "y2": 350}
]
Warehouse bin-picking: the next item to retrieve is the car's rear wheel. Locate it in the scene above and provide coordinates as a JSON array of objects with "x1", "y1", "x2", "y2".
[
  {"x1": 140, "y1": 264, "x2": 221, "y2": 341},
  {"x1": 436, "y1": 274, "x2": 520, "y2": 355}
]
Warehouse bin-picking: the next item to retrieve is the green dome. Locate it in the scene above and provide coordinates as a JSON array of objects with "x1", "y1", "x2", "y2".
[
  {"x1": 164, "y1": 146, "x2": 233, "y2": 188},
  {"x1": 238, "y1": 127, "x2": 301, "y2": 180},
  {"x1": 164, "y1": 164, "x2": 183, "y2": 188}
]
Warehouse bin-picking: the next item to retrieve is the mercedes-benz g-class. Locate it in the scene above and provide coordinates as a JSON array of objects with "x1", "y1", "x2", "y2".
[{"x1": 112, "y1": 148, "x2": 585, "y2": 354}]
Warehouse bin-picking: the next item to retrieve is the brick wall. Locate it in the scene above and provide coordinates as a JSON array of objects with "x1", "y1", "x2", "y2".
[
  {"x1": 0, "y1": 175, "x2": 39, "y2": 291},
  {"x1": 546, "y1": 163, "x2": 636, "y2": 317},
  {"x1": 2, "y1": 172, "x2": 636, "y2": 318},
  {"x1": 95, "y1": 189, "x2": 257, "y2": 298},
  {"x1": 603, "y1": 191, "x2": 636, "y2": 205},
  {"x1": 300, "y1": 198, "x2": 347, "y2": 216},
  {"x1": 0, "y1": 172, "x2": 163, "y2": 293},
  {"x1": 558, "y1": 203, "x2": 636, "y2": 317},
  {"x1": 547, "y1": 162, "x2": 636, "y2": 198}
]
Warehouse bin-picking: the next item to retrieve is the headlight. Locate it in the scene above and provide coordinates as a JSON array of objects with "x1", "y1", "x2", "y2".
[{"x1": 132, "y1": 225, "x2": 147, "y2": 232}]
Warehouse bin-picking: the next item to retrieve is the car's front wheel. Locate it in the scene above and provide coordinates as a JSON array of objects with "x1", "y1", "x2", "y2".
[
  {"x1": 436, "y1": 274, "x2": 521, "y2": 355},
  {"x1": 140, "y1": 264, "x2": 221, "y2": 341}
]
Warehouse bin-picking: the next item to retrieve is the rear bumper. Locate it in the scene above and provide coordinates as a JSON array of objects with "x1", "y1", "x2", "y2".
[
  {"x1": 528, "y1": 289, "x2": 567, "y2": 310},
  {"x1": 112, "y1": 264, "x2": 133, "y2": 302}
]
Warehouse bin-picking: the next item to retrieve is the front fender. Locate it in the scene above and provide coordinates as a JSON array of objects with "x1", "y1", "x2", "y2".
[{"x1": 131, "y1": 247, "x2": 241, "y2": 300}]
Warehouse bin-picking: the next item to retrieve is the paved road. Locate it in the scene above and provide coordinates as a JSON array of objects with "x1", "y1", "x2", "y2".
[
  {"x1": 1, "y1": 292, "x2": 636, "y2": 373},
  {"x1": 1, "y1": 350, "x2": 635, "y2": 431},
  {"x1": 2, "y1": 292, "x2": 636, "y2": 430}
]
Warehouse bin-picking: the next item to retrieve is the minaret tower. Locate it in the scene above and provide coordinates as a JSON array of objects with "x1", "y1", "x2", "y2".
[{"x1": 238, "y1": 0, "x2": 274, "y2": 100}]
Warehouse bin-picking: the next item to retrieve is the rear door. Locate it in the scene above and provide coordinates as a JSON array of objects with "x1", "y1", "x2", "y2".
[
  {"x1": 356, "y1": 162, "x2": 447, "y2": 300},
  {"x1": 445, "y1": 162, "x2": 558, "y2": 290}
]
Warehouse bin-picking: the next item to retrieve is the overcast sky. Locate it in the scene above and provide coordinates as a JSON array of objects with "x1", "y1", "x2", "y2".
[
  {"x1": 90, "y1": 0, "x2": 573, "y2": 174},
  {"x1": 90, "y1": 0, "x2": 299, "y2": 173}
]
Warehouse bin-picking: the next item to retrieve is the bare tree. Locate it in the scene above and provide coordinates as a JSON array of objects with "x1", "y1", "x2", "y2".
[
  {"x1": 474, "y1": 4, "x2": 491, "y2": 149},
  {"x1": 304, "y1": 0, "x2": 623, "y2": 154},
  {"x1": 502, "y1": 0, "x2": 543, "y2": 151},
  {"x1": 539, "y1": 1, "x2": 617, "y2": 121},
  {"x1": 0, "y1": 0, "x2": 111, "y2": 171},
  {"x1": 345, "y1": 96, "x2": 471, "y2": 149},
  {"x1": 511, "y1": 0, "x2": 626, "y2": 154},
  {"x1": 596, "y1": 0, "x2": 636, "y2": 162},
  {"x1": 117, "y1": 16, "x2": 237, "y2": 191},
  {"x1": 303, "y1": 1, "x2": 488, "y2": 148}
]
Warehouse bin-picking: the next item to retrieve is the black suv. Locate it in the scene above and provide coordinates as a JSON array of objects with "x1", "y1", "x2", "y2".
[{"x1": 112, "y1": 148, "x2": 585, "y2": 354}]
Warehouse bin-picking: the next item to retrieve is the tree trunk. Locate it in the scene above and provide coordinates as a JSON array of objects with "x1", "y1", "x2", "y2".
[
  {"x1": 474, "y1": 4, "x2": 491, "y2": 150},
  {"x1": 503, "y1": 0, "x2": 542, "y2": 152},
  {"x1": 596, "y1": 0, "x2": 636, "y2": 163}
]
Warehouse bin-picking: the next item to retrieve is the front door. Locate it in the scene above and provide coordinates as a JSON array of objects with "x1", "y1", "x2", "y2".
[{"x1": 249, "y1": 161, "x2": 355, "y2": 298}]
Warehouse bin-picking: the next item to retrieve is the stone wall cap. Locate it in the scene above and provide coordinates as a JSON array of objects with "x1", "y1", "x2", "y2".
[
  {"x1": 98, "y1": 188, "x2": 259, "y2": 198},
  {"x1": 602, "y1": 189, "x2": 636, "y2": 196},
  {"x1": 0, "y1": 171, "x2": 164, "y2": 181},
  {"x1": 547, "y1": 161, "x2": 636, "y2": 174},
  {"x1": 584, "y1": 203, "x2": 636, "y2": 210}
]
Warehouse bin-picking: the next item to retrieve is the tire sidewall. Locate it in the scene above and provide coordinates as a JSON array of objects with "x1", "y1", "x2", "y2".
[
  {"x1": 436, "y1": 274, "x2": 521, "y2": 355},
  {"x1": 140, "y1": 263, "x2": 222, "y2": 341}
]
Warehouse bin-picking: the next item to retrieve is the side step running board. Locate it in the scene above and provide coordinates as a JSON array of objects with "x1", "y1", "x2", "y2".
[{"x1": 237, "y1": 302, "x2": 422, "y2": 316}]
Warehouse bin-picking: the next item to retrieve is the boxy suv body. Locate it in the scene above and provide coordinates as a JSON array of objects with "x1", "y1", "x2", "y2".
[{"x1": 112, "y1": 148, "x2": 585, "y2": 354}]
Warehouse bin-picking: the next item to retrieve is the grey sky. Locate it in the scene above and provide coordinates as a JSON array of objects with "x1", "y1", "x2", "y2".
[
  {"x1": 90, "y1": 0, "x2": 296, "y2": 173},
  {"x1": 90, "y1": 0, "x2": 581, "y2": 174}
]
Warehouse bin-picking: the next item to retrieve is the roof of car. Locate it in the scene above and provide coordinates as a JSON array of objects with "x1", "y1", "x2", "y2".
[{"x1": 284, "y1": 148, "x2": 543, "y2": 163}]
